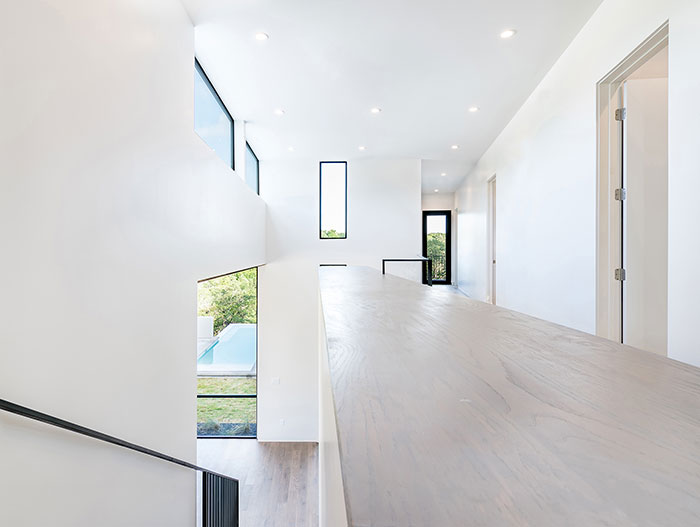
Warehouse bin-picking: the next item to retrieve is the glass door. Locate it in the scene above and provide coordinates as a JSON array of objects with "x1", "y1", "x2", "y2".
[{"x1": 422, "y1": 211, "x2": 451, "y2": 285}]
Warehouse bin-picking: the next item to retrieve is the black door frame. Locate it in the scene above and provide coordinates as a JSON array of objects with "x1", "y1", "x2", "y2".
[{"x1": 422, "y1": 210, "x2": 451, "y2": 285}]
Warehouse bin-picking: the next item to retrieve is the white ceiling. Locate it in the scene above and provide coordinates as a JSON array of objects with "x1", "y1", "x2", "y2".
[
  {"x1": 421, "y1": 159, "x2": 474, "y2": 194},
  {"x1": 181, "y1": 0, "x2": 602, "y2": 192}
]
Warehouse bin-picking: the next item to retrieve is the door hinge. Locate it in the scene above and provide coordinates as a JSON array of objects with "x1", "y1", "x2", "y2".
[
  {"x1": 615, "y1": 108, "x2": 627, "y2": 121},
  {"x1": 614, "y1": 188, "x2": 627, "y2": 201},
  {"x1": 615, "y1": 268, "x2": 626, "y2": 281}
]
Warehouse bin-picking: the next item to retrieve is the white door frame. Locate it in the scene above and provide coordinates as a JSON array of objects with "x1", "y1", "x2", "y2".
[
  {"x1": 487, "y1": 175, "x2": 497, "y2": 305},
  {"x1": 595, "y1": 22, "x2": 668, "y2": 341}
]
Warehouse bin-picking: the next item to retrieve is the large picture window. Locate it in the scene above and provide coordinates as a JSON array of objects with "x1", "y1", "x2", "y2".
[
  {"x1": 320, "y1": 161, "x2": 347, "y2": 239},
  {"x1": 196, "y1": 268, "x2": 257, "y2": 438},
  {"x1": 194, "y1": 59, "x2": 234, "y2": 169}
]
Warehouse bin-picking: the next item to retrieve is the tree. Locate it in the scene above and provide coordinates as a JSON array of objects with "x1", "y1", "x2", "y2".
[
  {"x1": 321, "y1": 229, "x2": 345, "y2": 239},
  {"x1": 197, "y1": 269, "x2": 257, "y2": 335},
  {"x1": 426, "y1": 232, "x2": 446, "y2": 280}
]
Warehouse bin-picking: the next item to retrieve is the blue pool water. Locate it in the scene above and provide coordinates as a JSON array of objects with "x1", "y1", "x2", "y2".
[{"x1": 197, "y1": 324, "x2": 256, "y2": 374}]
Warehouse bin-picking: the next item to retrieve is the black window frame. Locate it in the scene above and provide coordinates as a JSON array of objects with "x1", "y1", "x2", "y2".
[
  {"x1": 319, "y1": 161, "x2": 348, "y2": 240},
  {"x1": 196, "y1": 266, "x2": 258, "y2": 439},
  {"x1": 194, "y1": 58, "x2": 235, "y2": 171},
  {"x1": 422, "y1": 210, "x2": 452, "y2": 285},
  {"x1": 245, "y1": 142, "x2": 260, "y2": 195}
]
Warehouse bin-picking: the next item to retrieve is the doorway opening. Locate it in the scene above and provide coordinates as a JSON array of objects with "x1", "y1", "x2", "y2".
[
  {"x1": 422, "y1": 210, "x2": 451, "y2": 285},
  {"x1": 196, "y1": 267, "x2": 258, "y2": 438},
  {"x1": 487, "y1": 175, "x2": 497, "y2": 305},
  {"x1": 596, "y1": 23, "x2": 668, "y2": 356}
]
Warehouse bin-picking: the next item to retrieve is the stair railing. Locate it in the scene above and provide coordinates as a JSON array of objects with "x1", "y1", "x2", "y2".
[{"x1": 0, "y1": 398, "x2": 238, "y2": 527}]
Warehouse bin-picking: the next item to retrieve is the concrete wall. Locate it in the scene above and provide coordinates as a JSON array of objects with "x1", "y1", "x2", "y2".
[
  {"x1": 455, "y1": 0, "x2": 700, "y2": 367},
  {"x1": 0, "y1": 1, "x2": 266, "y2": 525},
  {"x1": 258, "y1": 158, "x2": 421, "y2": 441}
]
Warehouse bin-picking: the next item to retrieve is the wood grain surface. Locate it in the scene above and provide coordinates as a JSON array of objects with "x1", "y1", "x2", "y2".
[
  {"x1": 197, "y1": 440, "x2": 318, "y2": 527},
  {"x1": 319, "y1": 266, "x2": 700, "y2": 527}
]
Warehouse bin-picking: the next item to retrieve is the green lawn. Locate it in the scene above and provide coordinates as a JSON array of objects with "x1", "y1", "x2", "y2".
[
  {"x1": 197, "y1": 377, "x2": 256, "y2": 395},
  {"x1": 197, "y1": 377, "x2": 256, "y2": 436}
]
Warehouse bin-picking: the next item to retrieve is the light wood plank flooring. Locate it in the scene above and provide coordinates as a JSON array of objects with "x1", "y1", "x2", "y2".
[
  {"x1": 197, "y1": 440, "x2": 318, "y2": 527},
  {"x1": 320, "y1": 266, "x2": 700, "y2": 526}
]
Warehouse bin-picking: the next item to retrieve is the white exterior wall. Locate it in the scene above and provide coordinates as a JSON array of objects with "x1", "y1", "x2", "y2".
[
  {"x1": 0, "y1": 1, "x2": 266, "y2": 525},
  {"x1": 455, "y1": 0, "x2": 700, "y2": 367},
  {"x1": 258, "y1": 158, "x2": 421, "y2": 441}
]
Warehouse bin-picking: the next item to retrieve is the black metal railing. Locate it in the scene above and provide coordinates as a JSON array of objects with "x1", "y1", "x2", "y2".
[
  {"x1": 0, "y1": 398, "x2": 239, "y2": 526},
  {"x1": 381, "y1": 257, "x2": 433, "y2": 286},
  {"x1": 203, "y1": 471, "x2": 239, "y2": 527}
]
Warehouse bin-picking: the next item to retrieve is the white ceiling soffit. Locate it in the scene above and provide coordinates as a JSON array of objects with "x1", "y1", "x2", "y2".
[
  {"x1": 181, "y1": 0, "x2": 603, "y2": 189},
  {"x1": 421, "y1": 160, "x2": 473, "y2": 194}
]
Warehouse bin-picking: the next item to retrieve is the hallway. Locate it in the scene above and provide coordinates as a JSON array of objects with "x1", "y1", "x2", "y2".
[{"x1": 3, "y1": 1, "x2": 700, "y2": 525}]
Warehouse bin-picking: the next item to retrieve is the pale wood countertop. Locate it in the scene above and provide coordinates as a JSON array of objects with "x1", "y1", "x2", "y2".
[{"x1": 319, "y1": 266, "x2": 700, "y2": 527}]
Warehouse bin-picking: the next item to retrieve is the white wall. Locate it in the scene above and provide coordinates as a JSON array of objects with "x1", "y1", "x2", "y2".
[
  {"x1": 421, "y1": 192, "x2": 455, "y2": 211},
  {"x1": 421, "y1": 193, "x2": 458, "y2": 287},
  {"x1": 318, "y1": 297, "x2": 349, "y2": 527},
  {"x1": 455, "y1": 0, "x2": 700, "y2": 366},
  {"x1": 258, "y1": 158, "x2": 421, "y2": 440},
  {"x1": 0, "y1": 1, "x2": 266, "y2": 525}
]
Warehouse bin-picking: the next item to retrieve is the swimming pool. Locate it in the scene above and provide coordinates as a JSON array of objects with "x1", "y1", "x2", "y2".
[{"x1": 197, "y1": 323, "x2": 256, "y2": 375}]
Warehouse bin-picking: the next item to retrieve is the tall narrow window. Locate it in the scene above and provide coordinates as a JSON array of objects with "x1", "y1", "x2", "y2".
[
  {"x1": 194, "y1": 59, "x2": 234, "y2": 169},
  {"x1": 245, "y1": 142, "x2": 259, "y2": 194},
  {"x1": 320, "y1": 161, "x2": 347, "y2": 239},
  {"x1": 196, "y1": 268, "x2": 257, "y2": 438}
]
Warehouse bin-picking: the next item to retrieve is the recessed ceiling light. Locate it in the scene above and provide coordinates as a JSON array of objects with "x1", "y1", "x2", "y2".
[
  {"x1": 441, "y1": 172, "x2": 447, "y2": 176},
  {"x1": 434, "y1": 189, "x2": 439, "y2": 193},
  {"x1": 288, "y1": 146, "x2": 294, "y2": 152},
  {"x1": 500, "y1": 29, "x2": 517, "y2": 39},
  {"x1": 370, "y1": 107, "x2": 382, "y2": 114},
  {"x1": 255, "y1": 32, "x2": 269, "y2": 41},
  {"x1": 451, "y1": 145, "x2": 459, "y2": 150},
  {"x1": 358, "y1": 146, "x2": 366, "y2": 151},
  {"x1": 274, "y1": 108, "x2": 285, "y2": 116},
  {"x1": 468, "y1": 106, "x2": 480, "y2": 113}
]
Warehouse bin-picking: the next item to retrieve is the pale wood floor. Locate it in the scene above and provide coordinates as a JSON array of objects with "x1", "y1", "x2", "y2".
[
  {"x1": 321, "y1": 266, "x2": 700, "y2": 526},
  {"x1": 197, "y1": 439, "x2": 318, "y2": 527},
  {"x1": 432, "y1": 284, "x2": 467, "y2": 296}
]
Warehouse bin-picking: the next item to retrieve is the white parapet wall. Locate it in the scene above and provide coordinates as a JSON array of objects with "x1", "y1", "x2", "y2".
[
  {"x1": 197, "y1": 316, "x2": 214, "y2": 340},
  {"x1": 318, "y1": 290, "x2": 349, "y2": 527},
  {"x1": 197, "y1": 316, "x2": 215, "y2": 358}
]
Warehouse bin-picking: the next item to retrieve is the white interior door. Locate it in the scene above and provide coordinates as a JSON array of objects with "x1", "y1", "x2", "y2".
[
  {"x1": 488, "y1": 177, "x2": 496, "y2": 304},
  {"x1": 596, "y1": 27, "x2": 668, "y2": 348},
  {"x1": 620, "y1": 65, "x2": 668, "y2": 355}
]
